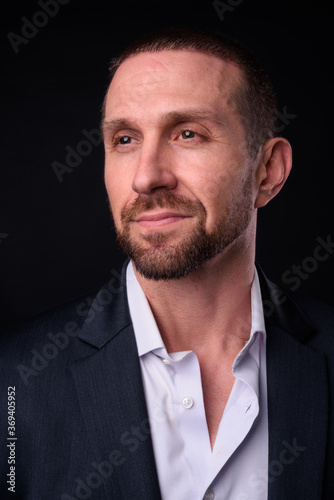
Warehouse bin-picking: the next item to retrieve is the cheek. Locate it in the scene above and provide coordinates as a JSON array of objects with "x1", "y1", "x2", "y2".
[
  {"x1": 188, "y1": 144, "x2": 237, "y2": 188},
  {"x1": 104, "y1": 165, "x2": 135, "y2": 224},
  {"x1": 104, "y1": 170, "x2": 115, "y2": 205},
  {"x1": 104, "y1": 168, "x2": 123, "y2": 220},
  {"x1": 201, "y1": 148, "x2": 253, "y2": 205},
  {"x1": 187, "y1": 154, "x2": 240, "y2": 209},
  {"x1": 193, "y1": 167, "x2": 249, "y2": 229},
  {"x1": 204, "y1": 170, "x2": 236, "y2": 201}
]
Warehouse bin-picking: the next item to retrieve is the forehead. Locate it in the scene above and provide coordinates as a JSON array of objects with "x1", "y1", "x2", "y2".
[{"x1": 105, "y1": 50, "x2": 241, "y2": 118}]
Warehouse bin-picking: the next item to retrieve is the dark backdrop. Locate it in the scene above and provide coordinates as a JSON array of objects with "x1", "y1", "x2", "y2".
[{"x1": 1, "y1": 0, "x2": 333, "y2": 326}]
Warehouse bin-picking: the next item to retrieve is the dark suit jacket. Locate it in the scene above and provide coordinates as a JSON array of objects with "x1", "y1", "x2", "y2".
[{"x1": 1, "y1": 261, "x2": 334, "y2": 499}]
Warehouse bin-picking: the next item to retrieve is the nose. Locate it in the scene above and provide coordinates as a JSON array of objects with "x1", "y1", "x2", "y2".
[{"x1": 131, "y1": 136, "x2": 177, "y2": 195}]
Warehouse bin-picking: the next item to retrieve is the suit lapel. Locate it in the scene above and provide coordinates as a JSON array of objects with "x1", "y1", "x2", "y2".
[
  {"x1": 70, "y1": 263, "x2": 161, "y2": 499},
  {"x1": 258, "y1": 267, "x2": 328, "y2": 500}
]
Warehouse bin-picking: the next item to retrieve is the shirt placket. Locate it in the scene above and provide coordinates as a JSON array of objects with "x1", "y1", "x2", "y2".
[{"x1": 168, "y1": 351, "x2": 212, "y2": 498}]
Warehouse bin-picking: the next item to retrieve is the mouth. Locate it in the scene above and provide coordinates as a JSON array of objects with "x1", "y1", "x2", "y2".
[{"x1": 133, "y1": 211, "x2": 191, "y2": 229}]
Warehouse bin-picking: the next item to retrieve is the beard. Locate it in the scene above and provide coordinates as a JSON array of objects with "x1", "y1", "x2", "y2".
[{"x1": 114, "y1": 175, "x2": 254, "y2": 281}]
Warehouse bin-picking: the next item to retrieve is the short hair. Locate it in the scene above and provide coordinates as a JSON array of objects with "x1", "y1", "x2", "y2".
[{"x1": 102, "y1": 26, "x2": 279, "y2": 159}]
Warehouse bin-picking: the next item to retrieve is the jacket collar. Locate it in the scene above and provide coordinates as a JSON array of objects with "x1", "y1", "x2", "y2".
[
  {"x1": 256, "y1": 262, "x2": 314, "y2": 342},
  {"x1": 75, "y1": 260, "x2": 131, "y2": 353}
]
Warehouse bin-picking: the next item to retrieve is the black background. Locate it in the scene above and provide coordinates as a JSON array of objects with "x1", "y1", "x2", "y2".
[{"x1": 1, "y1": 0, "x2": 333, "y2": 326}]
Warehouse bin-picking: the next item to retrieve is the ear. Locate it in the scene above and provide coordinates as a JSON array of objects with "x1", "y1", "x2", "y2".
[{"x1": 255, "y1": 137, "x2": 292, "y2": 208}]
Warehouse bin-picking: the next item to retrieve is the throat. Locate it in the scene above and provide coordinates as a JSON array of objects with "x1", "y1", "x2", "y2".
[{"x1": 199, "y1": 354, "x2": 238, "y2": 450}]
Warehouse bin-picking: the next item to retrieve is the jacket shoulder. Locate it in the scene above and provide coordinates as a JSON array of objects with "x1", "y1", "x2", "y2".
[
  {"x1": 284, "y1": 289, "x2": 334, "y2": 352},
  {"x1": 258, "y1": 263, "x2": 334, "y2": 356},
  {"x1": 1, "y1": 263, "x2": 128, "y2": 348},
  {"x1": 1, "y1": 290, "x2": 97, "y2": 347}
]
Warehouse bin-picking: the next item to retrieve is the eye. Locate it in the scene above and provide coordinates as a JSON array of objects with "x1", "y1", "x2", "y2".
[
  {"x1": 111, "y1": 134, "x2": 139, "y2": 149},
  {"x1": 180, "y1": 130, "x2": 196, "y2": 139},
  {"x1": 118, "y1": 136, "x2": 132, "y2": 145}
]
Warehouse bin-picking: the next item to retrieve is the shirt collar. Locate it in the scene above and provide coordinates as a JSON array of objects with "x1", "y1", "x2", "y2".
[
  {"x1": 233, "y1": 266, "x2": 266, "y2": 368},
  {"x1": 126, "y1": 261, "x2": 164, "y2": 357},
  {"x1": 126, "y1": 261, "x2": 266, "y2": 359}
]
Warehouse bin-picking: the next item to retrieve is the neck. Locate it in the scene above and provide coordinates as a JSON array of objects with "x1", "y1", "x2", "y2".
[{"x1": 133, "y1": 233, "x2": 256, "y2": 358}]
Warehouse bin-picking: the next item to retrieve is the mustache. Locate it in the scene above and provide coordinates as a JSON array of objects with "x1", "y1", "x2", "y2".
[{"x1": 121, "y1": 192, "x2": 206, "y2": 223}]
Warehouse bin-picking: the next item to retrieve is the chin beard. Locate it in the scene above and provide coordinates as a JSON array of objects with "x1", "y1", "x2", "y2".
[
  {"x1": 116, "y1": 223, "x2": 241, "y2": 281},
  {"x1": 114, "y1": 184, "x2": 253, "y2": 281}
]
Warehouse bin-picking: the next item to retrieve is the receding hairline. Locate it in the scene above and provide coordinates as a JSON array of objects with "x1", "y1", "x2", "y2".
[
  {"x1": 108, "y1": 27, "x2": 255, "y2": 75},
  {"x1": 101, "y1": 48, "x2": 244, "y2": 122},
  {"x1": 111, "y1": 46, "x2": 241, "y2": 69}
]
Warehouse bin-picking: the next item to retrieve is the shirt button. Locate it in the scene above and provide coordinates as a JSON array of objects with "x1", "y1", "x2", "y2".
[
  {"x1": 203, "y1": 488, "x2": 215, "y2": 500},
  {"x1": 182, "y1": 397, "x2": 194, "y2": 409}
]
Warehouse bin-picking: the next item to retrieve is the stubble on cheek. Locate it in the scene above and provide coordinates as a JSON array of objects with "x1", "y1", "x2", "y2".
[{"x1": 109, "y1": 167, "x2": 255, "y2": 281}]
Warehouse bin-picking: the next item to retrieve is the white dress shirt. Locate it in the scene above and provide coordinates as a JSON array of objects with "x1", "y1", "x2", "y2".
[{"x1": 126, "y1": 261, "x2": 268, "y2": 500}]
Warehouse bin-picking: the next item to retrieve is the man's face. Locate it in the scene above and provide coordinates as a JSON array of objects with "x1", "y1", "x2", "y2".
[{"x1": 103, "y1": 50, "x2": 258, "y2": 280}]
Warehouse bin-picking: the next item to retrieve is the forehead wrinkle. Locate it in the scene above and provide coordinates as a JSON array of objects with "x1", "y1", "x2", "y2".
[
  {"x1": 113, "y1": 62, "x2": 174, "y2": 97},
  {"x1": 102, "y1": 108, "x2": 229, "y2": 137}
]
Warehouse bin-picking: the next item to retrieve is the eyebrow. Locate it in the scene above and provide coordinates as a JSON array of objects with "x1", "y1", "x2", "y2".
[
  {"x1": 101, "y1": 118, "x2": 133, "y2": 136},
  {"x1": 101, "y1": 109, "x2": 226, "y2": 136}
]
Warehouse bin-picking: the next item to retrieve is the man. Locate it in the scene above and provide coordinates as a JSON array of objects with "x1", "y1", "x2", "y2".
[{"x1": 1, "y1": 27, "x2": 333, "y2": 500}]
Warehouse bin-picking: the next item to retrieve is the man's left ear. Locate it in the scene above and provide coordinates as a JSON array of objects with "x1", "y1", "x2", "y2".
[{"x1": 254, "y1": 137, "x2": 292, "y2": 208}]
